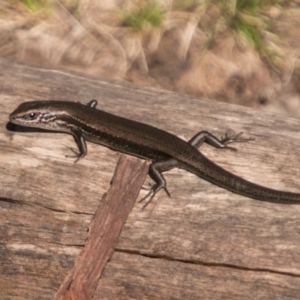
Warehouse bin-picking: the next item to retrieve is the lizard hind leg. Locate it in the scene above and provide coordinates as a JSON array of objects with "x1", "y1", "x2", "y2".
[
  {"x1": 139, "y1": 160, "x2": 175, "y2": 209},
  {"x1": 139, "y1": 130, "x2": 254, "y2": 209},
  {"x1": 189, "y1": 130, "x2": 254, "y2": 151}
]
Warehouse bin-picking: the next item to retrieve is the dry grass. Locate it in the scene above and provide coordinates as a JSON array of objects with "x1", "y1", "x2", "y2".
[{"x1": 1, "y1": 0, "x2": 300, "y2": 115}]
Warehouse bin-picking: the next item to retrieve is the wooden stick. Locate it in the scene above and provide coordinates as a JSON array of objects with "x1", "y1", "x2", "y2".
[{"x1": 55, "y1": 155, "x2": 148, "y2": 300}]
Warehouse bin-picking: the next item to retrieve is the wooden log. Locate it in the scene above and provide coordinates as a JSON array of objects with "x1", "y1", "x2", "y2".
[
  {"x1": 1, "y1": 58, "x2": 300, "y2": 299},
  {"x1": 95, "y1": 252, "x2": 300, "y2": 299}
]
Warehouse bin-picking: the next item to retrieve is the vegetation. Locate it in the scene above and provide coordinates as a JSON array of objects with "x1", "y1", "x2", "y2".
[
  {"x1": 15, "y1": 0, "x2": 54, "y2": 12},
  {"x1": 222, "y1": 1, "x2": 280, "y2": 48},
  {"x1": 2, "y1": 0, "x2": 296, "y2": 93},
  {"x1": 121, "y1": 1, "x2": 164, "y2": 31},
  {"x1": 169, "y1": 0, "x2": 286, "y2": 69}
]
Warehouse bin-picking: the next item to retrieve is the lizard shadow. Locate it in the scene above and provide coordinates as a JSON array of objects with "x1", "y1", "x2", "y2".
[{"x1": 6, "y1": 121, "x2": 57, "y2": 134}]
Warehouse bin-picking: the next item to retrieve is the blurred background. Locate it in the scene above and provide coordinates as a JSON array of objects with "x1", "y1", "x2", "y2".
[{"x1": 1, "y1": 0, "x2": 300, "y2": 116}]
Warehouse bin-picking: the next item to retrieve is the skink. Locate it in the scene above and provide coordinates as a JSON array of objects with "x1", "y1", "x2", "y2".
[{"x1": 9, "y1": 100, "x2": 300, "y2": 207}]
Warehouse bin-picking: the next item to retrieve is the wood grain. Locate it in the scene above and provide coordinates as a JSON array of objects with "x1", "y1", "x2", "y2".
[
  {"x1": 95, "y1": 252, "x2": 300, "y2": 299},
  {"x1": 1, "y1": 58, "x2": 300, "y2": 299}
]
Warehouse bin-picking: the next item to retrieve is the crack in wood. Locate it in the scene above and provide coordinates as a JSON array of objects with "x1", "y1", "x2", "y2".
[{"x1": 116, "y1": 248, "x2": 300, "y2": 278}]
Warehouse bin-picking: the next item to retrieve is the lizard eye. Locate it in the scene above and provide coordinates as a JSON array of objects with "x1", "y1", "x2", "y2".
[{"x1": 28, "y1": 112, "x2": 37, "y2": 120}]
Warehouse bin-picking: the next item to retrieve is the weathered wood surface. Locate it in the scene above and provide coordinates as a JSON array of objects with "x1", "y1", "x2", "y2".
[{"x1": 1, "y1": 58, "x2": 300, "y2": 299}]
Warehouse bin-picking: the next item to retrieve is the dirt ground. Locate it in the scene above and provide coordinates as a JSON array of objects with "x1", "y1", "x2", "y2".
[{"x1": 1, "y1": 0, "x2": 300, "y2": 116}]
